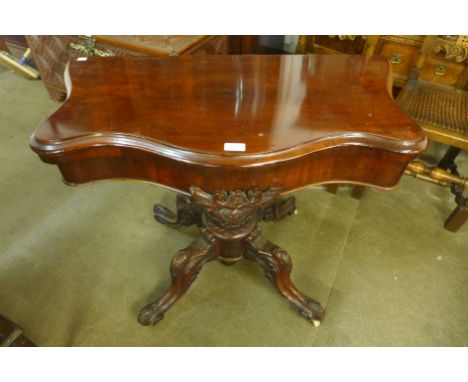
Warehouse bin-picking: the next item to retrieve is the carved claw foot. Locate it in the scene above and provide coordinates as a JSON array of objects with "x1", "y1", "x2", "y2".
[
  {"x1": 154, "y1": 194, "x2": 201, "y2": 228},
  {"x1": 138, "y1": 231, "x2": 217, "y2": 326},
  {"x1": 245, "y1": 227, "x2": 324, "y2": 325}
]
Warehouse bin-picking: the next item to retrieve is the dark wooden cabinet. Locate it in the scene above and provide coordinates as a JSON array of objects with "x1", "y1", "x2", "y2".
[{"x1": 297, "y1": 35, "x2": 467, "y2": 90}]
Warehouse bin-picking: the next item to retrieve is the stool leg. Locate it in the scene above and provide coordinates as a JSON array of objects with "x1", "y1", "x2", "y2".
[
  {"x1": 138, "y1": 231, "x2": 218, "y2": 326},
  {"x1": 245, "y1": 227, "x2": 324, "y2": 326},
  {"x1": 444, "y1": 192, "x2": 468, "y2": 232}
]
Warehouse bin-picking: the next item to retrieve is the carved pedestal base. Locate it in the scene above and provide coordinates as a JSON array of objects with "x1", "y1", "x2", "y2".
[{"x1": 138, "y1": 186, "x2": 324, "y2": 327}]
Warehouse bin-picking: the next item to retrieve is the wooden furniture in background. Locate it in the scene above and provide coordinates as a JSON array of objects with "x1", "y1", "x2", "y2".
[
  {"x1": 371, "y1": 35, "x2": 425, "y2": 88},
  {"x1": 398, "y1": 35, "x2": 468, "y2": 231},
  {"x1": 296, "y1": 35, "x2": 427, "y2": 90},
  {"x1": 296, "y1": 35, "x2": 368, "y2": 55},
  {"x1": 25, "y1": 35, "x2": 228, "y2": 101},
  {"x1": 30, "y1": 55, "x2": 426, "y2": 327},
  {"x1": 296, "y1": 35, "x2": 467, "y2": 92},
  {"x1": 1, "y1": 35, "x2": 28, "y2": 50},
  {"x1": 405, "y1": 160, "x2": 467, "y2": 230},
  {"x1": 0, "y1": 314, "x2": 35, "y2": 346}
]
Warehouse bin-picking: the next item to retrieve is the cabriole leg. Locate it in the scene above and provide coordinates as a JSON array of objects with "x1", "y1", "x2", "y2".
[{"x1": 244, "y1": 227, "x2": 324, "y2": 326}]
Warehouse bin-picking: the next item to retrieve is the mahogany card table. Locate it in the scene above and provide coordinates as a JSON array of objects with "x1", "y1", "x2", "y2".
[{"x1": 30, "y1": 55, "x2": 427, "y2": 327}]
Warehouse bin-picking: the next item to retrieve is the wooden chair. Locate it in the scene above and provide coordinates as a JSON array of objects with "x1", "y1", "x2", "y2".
[{"x1": 398, "y1": 35, "x2": 468, "y2": 232}]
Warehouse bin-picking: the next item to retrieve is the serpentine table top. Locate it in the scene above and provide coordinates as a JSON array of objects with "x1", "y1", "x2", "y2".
[
  {"x1": 30, "y1": 54, "x2": 427, "y2": 327},
  {"x1": 30, "y1": 54, "x2": 426, "y2": 193}
]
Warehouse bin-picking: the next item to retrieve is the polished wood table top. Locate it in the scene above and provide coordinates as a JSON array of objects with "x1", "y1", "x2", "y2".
[
  {"x1": 30, "y1": 55, "x2": 428, "y2": 327},
  {"x1": 31, "y1": 55, "x2": 427, "y2": 194}
]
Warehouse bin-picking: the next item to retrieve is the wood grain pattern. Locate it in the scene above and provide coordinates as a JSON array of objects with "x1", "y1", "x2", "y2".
[{"x1": 30, "y1": 55, "x2": 427, "y2": 194}]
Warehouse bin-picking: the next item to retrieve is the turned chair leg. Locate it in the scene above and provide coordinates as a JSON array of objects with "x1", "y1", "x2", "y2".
[
  {"x1": 138, "y1": 230, "x2": 218, "y2": 326},
  {"x1": 244, "y1": 227, "x2": 324, "y2": 326}
]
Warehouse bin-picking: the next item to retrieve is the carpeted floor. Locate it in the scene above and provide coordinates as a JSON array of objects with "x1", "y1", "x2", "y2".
[{"x1": 0, "y1": 64, "x2": 467, "y2": 346}]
